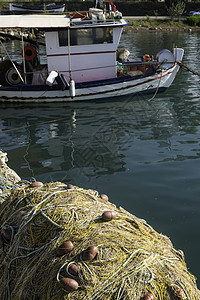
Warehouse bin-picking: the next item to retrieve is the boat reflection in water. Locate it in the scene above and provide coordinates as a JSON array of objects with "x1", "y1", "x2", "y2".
[{"x1": 0, "y1": 93, "x2": 178, "y2": 183}]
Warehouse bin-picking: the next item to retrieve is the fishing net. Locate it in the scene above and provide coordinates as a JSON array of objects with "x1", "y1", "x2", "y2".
[{"x1": 0, "y1": 152, "x2": 200, "y2": 300}]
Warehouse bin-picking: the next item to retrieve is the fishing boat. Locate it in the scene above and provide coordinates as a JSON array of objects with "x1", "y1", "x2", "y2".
[
  {"x1": 9, "y1": 2, "x2": 65, "y2": 13},
  {"x1": 0, "y1": 2, "x2": 184, "y2": 103}
]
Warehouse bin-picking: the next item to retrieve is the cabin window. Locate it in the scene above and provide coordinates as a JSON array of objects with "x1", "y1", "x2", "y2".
[{"x1": 58, "y1": 28, "x2": 113, "y2": 46}]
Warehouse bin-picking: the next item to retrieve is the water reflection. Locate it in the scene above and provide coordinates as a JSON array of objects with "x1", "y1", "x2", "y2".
[
  {"x1": 0, "y1": 93, "x2": 179, "y2": 181},
  {"x1": 0, "y1": 31, "x2": 199, "y2": 178}
]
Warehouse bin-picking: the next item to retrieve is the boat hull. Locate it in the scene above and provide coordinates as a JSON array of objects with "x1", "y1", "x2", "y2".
[
  {"x1": 9, "y1": 3, "x2": 65, "y2": 13},
  {"x1": 0, "y1": 64, "x2": 179, "y2": 103}
]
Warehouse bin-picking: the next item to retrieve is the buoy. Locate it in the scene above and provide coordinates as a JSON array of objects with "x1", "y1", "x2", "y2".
[
  {"x1": 102, "y1": 211, "x2": 116, "y2": 221},
  {"x1": 67, "y1": 263, "x2": 79, "y2": 277},
  {"x1": 100, "y1": 194, "x2": 109, "y2": 202},
  {"x1": 82, "y1": 245, "x2": 98, "y2": 261},
  {"x1": 170, "y1": 284, "x2": 186, "y2": 298},
  {"x1": 67, "y1": 184, "x2": 75, "y2": 189},
  {"x1": 141, "y1": 293, "x2": 155, "y2": 300},
  {"x1": 69, "y1": 80, "x2": 75, "y2": 98},
  {"x1": 59, "y1": 277, "x2": 78, "y2": 292},
  {"x1": 56, "y1": 241, "x2": 74, "y2": 256},
  {"x1": 29, "y1": 181, "x2": 43, "y2": 188},
  {"x1": 24, "y1": 45, "x2": 37, "y2": 61}
]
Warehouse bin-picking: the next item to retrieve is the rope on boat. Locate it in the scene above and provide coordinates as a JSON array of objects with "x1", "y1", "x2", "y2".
[
  {"x1": 177, "y1": 61, "x2": 200, "y2": 76},
  {"x1": 148, "y1": 70, "x2": 162, "y2": 102}
]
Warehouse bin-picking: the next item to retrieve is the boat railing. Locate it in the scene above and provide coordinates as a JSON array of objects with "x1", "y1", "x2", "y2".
[
  {"x1": 117, "y1": 60, "x2": 165, "y2": 78},
  {"x1": 70, "y1": 17, "x2": 124, "y2": 27},
  {"x1": 122, "y1": 61, "x2": 160, "y2": 67}
]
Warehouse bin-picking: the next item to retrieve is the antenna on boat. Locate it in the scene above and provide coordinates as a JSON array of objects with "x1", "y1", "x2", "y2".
[{"x1": 0, "y1": 40, "x2": 24, "y2": 84}]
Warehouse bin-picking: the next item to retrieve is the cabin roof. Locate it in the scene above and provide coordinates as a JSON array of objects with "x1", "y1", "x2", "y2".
[
  {"x1": 0, "y1": 14, "x2": 70, "y2": 29},
  {"x1": 0, "y1": 14, "x2": 128, "y2": 30}
]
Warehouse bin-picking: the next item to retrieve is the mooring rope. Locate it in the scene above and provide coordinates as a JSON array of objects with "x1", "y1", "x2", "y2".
[
  {"x1": 178, "y1": 61, "x2": 200, "y2": 76},
  {"x1": 148, "y1": 69, "x2": 163, "y2": 102}
]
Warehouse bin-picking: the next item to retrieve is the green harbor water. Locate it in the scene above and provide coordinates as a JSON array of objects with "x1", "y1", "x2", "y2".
[{"x1": 0, "y1": 30, "x2": 200, "y2": 286}]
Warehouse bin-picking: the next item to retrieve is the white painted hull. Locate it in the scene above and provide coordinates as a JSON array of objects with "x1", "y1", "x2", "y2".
[{"x1": 0, "y1": 64, "x2": 180, "y2": 103}]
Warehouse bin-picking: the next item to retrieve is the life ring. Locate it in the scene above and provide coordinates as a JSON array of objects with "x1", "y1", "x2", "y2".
[{"x1": 24, "y1": 45, "x2": 37, "y2": 61}]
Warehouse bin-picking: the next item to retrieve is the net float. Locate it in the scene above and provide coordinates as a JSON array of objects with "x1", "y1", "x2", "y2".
[
  {"x1": 56, "y1": 241, "x2": 74, "y2": 256},
  {"x1": 67, "y1": 263, "x2": 79, "y2": 277},
  {"x1": 59, "y1": 277, "x2": 78, "y2": 292},
  {"x1": 67, "y1": 184, "x2": 75, "y2": 189},
  {"x1": 29, "y1": 181, "x2": 43, "y2": 188},
  {"x1": 141, "y1": 293, "x2": 155, "y2": 300},
  {"x1": 100, "y1": 194, "x2": 109, "y2": 201},
  {"x1": 102, "y1": 211, "x2": 116, "y2": 221},
  {"x1": 170, "y1": 284, "x2": 186, "y2": 298},
  {"x1": 82, "y1": 245, "x2": 98, "y2": 261}
]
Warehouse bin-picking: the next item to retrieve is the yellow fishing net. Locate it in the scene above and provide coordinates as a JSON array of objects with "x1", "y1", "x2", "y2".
[{"x1": 0, "y1": 154, "x2": 199, "y2": 299}]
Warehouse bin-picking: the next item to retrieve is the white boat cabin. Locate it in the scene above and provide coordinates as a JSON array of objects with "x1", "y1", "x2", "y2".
[
  {"x1": 45, "y1": 12, "x2": 127, "y2": 82},
  {"x1": 46, "y1": 24, "x2": 123, "y2": 82},
  {"x1": 0, "y1": 11, "x2": 128, "y2": 84}
]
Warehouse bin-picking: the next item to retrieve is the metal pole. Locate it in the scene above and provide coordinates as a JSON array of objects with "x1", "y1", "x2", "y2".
[
  {"x1": 0, "y1": 39, "x2": 24, "y2": 83},
  {"x1": 21, "y1": 33, "x2": 27, "y2": 84},
  {"x1": 67, "y1": 27, "x2": 72, "y2": 80}
]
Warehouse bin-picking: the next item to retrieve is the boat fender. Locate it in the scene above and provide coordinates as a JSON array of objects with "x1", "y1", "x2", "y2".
[
  {"x1": 55, "y1": 73, "x2": 69, "y2": 91},
  {"x1": 46, "y1": 71, "x2": 58, "y2": 86},
  {"x1": 70, "y1": 80, "x2": 75, "y2": 98},
  {"x1": 24, "y1": 45, "x2": 37, "y2": 61}
]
